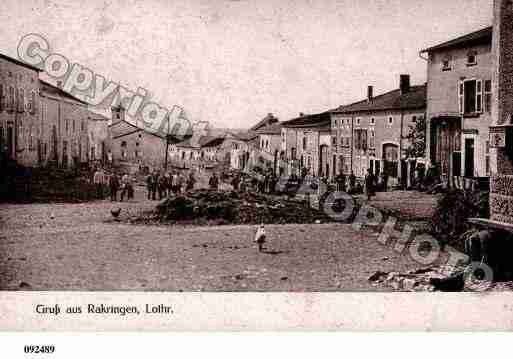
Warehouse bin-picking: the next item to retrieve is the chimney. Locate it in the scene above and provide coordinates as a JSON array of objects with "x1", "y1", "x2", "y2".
[
  {"x1": 367, "y1": 86, "x2": 373, "y2": 102},
  {"x1": 400, "y1": 74, "x2": 410, "y2": 95}
]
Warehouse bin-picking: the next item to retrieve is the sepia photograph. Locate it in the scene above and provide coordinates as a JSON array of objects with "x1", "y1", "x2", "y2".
[{"x1": 1, "y1": 0, "x2": 513, "y2": 299}]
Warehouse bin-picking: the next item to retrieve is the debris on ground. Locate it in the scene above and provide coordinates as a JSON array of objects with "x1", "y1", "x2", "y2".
[
  {"x1": 133, "y1": 190, "x2": 341, "y2": 225},
  {"x1": 368, "y1": 265, "x2": 498, "y2": 292}
]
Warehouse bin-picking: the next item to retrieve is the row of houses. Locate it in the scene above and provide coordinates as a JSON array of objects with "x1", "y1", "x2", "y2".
[
  {"x1": 271, "y1": 25, "x2": 497, "y2": 187},
  {"x1": 0, "y1": 53, "x2": 110, "y2": 170},
  {"x1": 1, "y1": 22, "x2": 500, "y2": 187}
]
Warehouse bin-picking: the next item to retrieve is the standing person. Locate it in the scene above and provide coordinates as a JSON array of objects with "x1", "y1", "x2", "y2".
[
  {"x1": 120, "y1": 173, "x2": 130, "y2": 202},
  {"x1": 335, "y1": 172, "x2": 346, "y2": 192},
  {"x1": 145, "y1": 173, "x2": 153, "y2": 200},
  {"x1": 231, "y1": 174, "x2": 241, "y2": 191},
  {"x1": 109, "y1": 173, "x2": 120, "y2": 201},
  {"x1": 93, "y1": 167, "x2": 103, "y2": 199},
  {"x1": 158, "y1": 173, "x2": 166, "y2": 200},
  {"x1": 151, "y1": 171, "x2": 159, "y2": 200},
  {"x1": 381, "y1": 172, "x2": 389, "y2": 192},
  {"x1": 349, "y1": 171, "x2": 356, "y2": 192},
  {"x1": 175, "y1": 173, "x2": 183, "y2": 194},
  {"x1": 209, "y1": 172, "x2": 219, "y2": 191},
  {"x1": 365, "y1": 168, "x2": 376, "y2": 201},
  {"x1": 186, "y1": 172, "x2": 196, "y2": 192}
]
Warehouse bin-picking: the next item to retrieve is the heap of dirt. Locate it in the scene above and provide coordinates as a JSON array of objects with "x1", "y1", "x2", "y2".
[{"x1": 135, "y1": 190, "x2": 343, "y2": 225}]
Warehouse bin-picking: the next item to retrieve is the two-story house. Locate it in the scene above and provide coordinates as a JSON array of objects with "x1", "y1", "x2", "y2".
[
  {"x1": 421, "y1": 26, "x2": 493, "y2": 185},
  {"x1": 281, "y1": 112, "x2": 332, "y2": 178},
  {"x1": 332, "y1": 75, "x2": 426, "y2": 187},
  {"x1": 0, "y1": 53, "x2": 42, "y2": 166}
]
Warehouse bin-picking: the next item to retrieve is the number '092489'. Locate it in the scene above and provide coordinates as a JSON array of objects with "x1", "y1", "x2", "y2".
[{"x1": 24, "y1": 345, "x2": 55, "y2": 354}]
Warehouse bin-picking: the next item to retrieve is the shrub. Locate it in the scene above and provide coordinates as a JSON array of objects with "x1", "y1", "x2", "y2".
[{"x1": 430, "y1": 189, "x2": 489, "y2": 249}]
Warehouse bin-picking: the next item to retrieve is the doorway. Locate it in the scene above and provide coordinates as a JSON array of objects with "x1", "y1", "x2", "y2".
[
  {"x1": 464, "y1": 138, "x2": 475, "y2": 177},
  {"x1": 6, "y1": 125, "x2": 14, "y2": 160}
]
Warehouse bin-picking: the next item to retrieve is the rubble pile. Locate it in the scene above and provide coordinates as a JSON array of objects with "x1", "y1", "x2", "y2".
[
  {"x1": 368, "y1": 265, "x2": 493, "y2": 292},
  {"x1": 139, "y1": 190, "x2": 335, "y2": 225}
]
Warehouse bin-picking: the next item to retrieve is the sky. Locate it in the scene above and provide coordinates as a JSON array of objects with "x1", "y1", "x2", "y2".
[{"x1": 0, "y1": 0, "x2": 494, "y2": 128}]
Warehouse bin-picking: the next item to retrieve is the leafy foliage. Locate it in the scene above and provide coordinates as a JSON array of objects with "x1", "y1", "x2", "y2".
[{"x1": 404, "y1": 116, "x2": 426, "y2": 160}]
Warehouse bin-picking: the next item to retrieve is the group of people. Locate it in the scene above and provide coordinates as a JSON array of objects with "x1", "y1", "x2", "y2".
[
  {"x1": 145, "y1": 170, "x2": 197, "y2": 200},
  {"x1": 92, "y1": 168, "x2": 134, "y2": 202}
]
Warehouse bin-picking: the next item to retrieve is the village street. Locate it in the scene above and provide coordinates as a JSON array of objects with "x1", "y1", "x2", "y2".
[{"x1": 0, "y1": 186, "x2": 440, "y2": 292}]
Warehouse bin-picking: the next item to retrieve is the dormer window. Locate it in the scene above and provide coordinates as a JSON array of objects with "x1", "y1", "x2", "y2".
[{"x1": 467, "y1": 51, "x2": 477, "y2": 66}]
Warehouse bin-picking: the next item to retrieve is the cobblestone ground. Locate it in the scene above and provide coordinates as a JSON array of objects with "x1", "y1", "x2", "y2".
[{"x1": 0, "y1": 187, "x2": 433, "y2": 291}]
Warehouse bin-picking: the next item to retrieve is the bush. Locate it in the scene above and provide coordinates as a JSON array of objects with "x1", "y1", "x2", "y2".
[{"x1": 430, "y1": 189, "x2": 489, "y2": 249}]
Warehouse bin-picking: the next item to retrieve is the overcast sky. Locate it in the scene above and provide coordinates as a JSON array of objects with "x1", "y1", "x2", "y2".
[{"x1": 0, "y1": 0, "x2": 493, "y2": 128}]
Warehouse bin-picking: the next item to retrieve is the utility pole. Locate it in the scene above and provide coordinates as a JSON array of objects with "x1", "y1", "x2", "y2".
[{"x1": 164, "y1": 115, "x2": 170, "y2": 171}]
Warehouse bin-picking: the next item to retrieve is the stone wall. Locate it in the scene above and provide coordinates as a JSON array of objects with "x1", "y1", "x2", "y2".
[{"x1": 490, "y1": 174, "x2": 513, "y2": 224}]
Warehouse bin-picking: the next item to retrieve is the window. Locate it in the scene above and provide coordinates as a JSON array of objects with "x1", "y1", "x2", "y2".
[
  {"x1": 72, "y1": 120, "x2": 76, "y2": 133},
  {"x1": 485, "y1": 80, "x2": 492, "y2": 113},
  {"x1": 18, "y1": 88, "x2": 24, "y2": 113},
  {"x1": 8, "y1": 86, "x2": 15, "y2": 111},
  {"x1": 370, "y1": 117, "x2": 375, "y2": 125},
  {"x1": 121, "y1": 141, "x2": 127, "y2": 158},
  {"x1": 442, "y1": 55, "x2": 452, "y2": 71},
  {"x1": 81, "y1": 120, "x2": 85, "y2": 132},
  {"x1": 302, "y1": 136, "x2": 307, "y2": 151},
  {"x1": 0, "y1": 85, "x2": 3, "y2": 112},
  {"x1": 29, "y1": 125, "x2": 34, "y2": 151},
  {"x1": 460, "y1": 79, "x2": 483, "y2": 114},
  {"x1": 356, "y1": 118, "x2": 361, "y2": 126},
  {"x1": 369, "y1": 130, "x2": 375, "y2": 148},
  {"x1": 333, "y1": 119, "x2": 337, "y2": 128},
  {"x1": 388, "y1": 117, "x2": 393, "y2": 125},
  {"x1": 27, "y1": 90, "x2": 35, "y2": 114},
  {"x1": 467, "y1": 51, "x2": 477, "y2": 66},
  {"x1": 332, "y1": 136, "x2": 337, "y2": 147},
  {"x1": 65, "y1": 119, "x2": 69, "y2": 134}
]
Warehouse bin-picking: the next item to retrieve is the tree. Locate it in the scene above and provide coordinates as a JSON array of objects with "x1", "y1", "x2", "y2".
[{"x1": 404, "y1": 116, "x2": 426, "y2": 160}]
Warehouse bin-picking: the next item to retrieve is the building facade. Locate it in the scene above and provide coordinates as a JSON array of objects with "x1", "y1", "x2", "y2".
[
  {"x1": 281, "y1": 112, "x2": 332, "y2": 178},
  {"x1": 39, "y1": 81, "x2": 91, "y2": 168},
  {"x1": 0, "y1": 54, "x2": 42, "y2": 166},
  {"x1": 421, "y1": 27, "x2": 493, "y2": 183},
  {"x1": 332, "y1": 76, "x2": 426, "y2": 186}
]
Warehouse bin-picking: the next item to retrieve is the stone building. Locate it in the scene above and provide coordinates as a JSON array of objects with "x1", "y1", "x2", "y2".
[
  {"x1": 109, "y1": 106, "x2": 168, "y2": 171},
  {"x1": 169, "y1": 135, "x2": 225, "y2": 168},
  {"x1": 332, "y1": 76, "x2": 426, "y2": 186},
  {"x1": 421, "y1": 26, "x2": 493, "y2": 184},
  {"x1": 39, "y1": 80, "x2": 91, "y2": 168},
  {"x1": 281, "y1": 112, "x2": 332, "y2": 178},
  {"x1": 256, "y1": 122, "x2": 282, "y2": 173},
  {"x1": 0, "y1": 53, "x2": 42, "y2": 166}
]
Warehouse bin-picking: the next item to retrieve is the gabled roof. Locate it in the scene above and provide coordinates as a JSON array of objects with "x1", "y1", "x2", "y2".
[
  {"x1": 250, "y1": 113, "x2": 279, "y2": 131},
  {"x1": 256, "y1": 122, "x2": 282, "y2": 135},
  {"x1": 40, "y1": 80, "x2": 89, "y2": 106},
  {"x1": 0, "y1": 52, "x2": 43, "y2": 72},
  {"x1": 109, "y1": 119, "x2": 168, "y2": 140},
  {"x1": 420, "y1": 26, "x2": 492, "y2": 54},
  {"x1": 333, "y1": 84, "x2": 426, "y2": 114},
  {"x1": 281, "y1": 112, "x2": 332, "y2": 129}
]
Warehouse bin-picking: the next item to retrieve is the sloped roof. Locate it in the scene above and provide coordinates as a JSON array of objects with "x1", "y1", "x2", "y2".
[
  {"x1": 333, "y1": 84, "x2": 426, "y2": 114},
  {"x1": 0, "y1": 52, "x2": 43, "y2": 72},
  {"x1": 250, "y1": 113, "x2": 279, "y2": 131},
  {"x1": 87, "y1": 111, "x2": 110, "y2": 121},
  {"x1": 40, "y1": 80, "x2": 89, "y2": 106},
  {"x1": 109, "y1": 119, "x2": 168, "y2": 140},
  {"x1": 175, "y1": 135, "x2": 225, "y2": 148},
  {"x1": 281, "y1": 112, "x2": 332, "y2": 129},
  {"x1": 230, "y1": 131, "x2": 259, "y2": 141},
  {"x1": 420, "y1": 26, "x2": 492, "y2": 54},
  {"x1": 256, "y1": 122, "x2": 282, "y2": 135}
]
